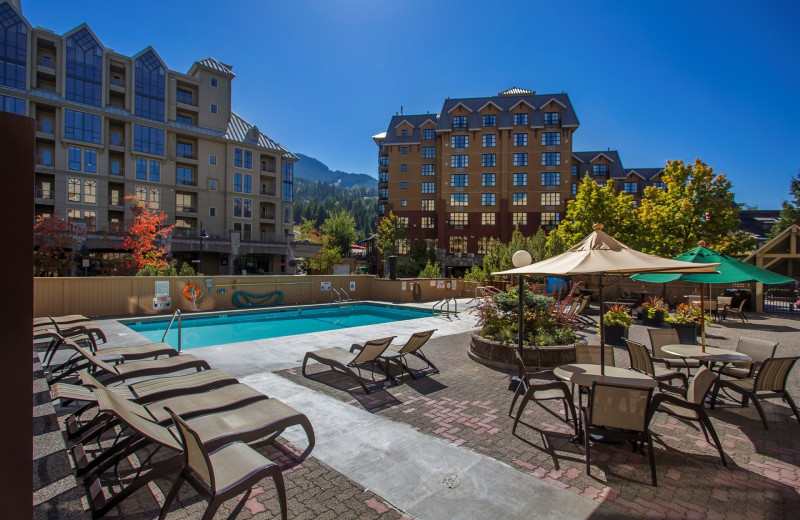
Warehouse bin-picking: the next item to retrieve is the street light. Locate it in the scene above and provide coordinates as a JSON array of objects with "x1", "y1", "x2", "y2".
[{"x1": 198, "y1": 221, "x2": 209, "y2": 275}]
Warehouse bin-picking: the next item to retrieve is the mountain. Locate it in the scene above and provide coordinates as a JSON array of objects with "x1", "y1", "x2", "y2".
[{"x1": 294, "y1": 153, "x2": 376, "y2": 189}]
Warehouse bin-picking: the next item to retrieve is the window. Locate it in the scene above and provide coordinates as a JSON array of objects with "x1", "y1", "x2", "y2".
[
  {"x1": 0, "y1": 94, "x2": 24, "y2": 114},
  {"x1": 110, "y1": 159, "x2": 121, "y2": 175},
  {"x1": 83, "y1": 210, "x2": 97, "y2": 231},
  {"x1": 450, "y1": 174, "x2": 468, "y2": 187},
  {"x1": 513, "y1": 153, "x2": 528, "y2": 166},
  {"x1": 210, "y1": 104, "x2": 217, "y2": 114},
  {"x1": 109, "y1": 186, "x2": 123, "y2": 206},
  {"x1": 0, "y1": 5, "x2": 27, "y2": 89},
  {"x1": 401, "y1": 164, "x2": 407, "y2": 172},
  {"x1": 110, "y1": 131, "x2": 121, "y2": 146},
  {"x1": 66, "y1": 29, "x2": 102, "y2": 105},
  {"x1": 482, "y1": 173, "x2": 496, "y2": 187},
  {"x1": 210, "y1": 155, "x2": 216, "y2": 165},
  {"x1": 135, "y1": 185, "x2": 160, "y2": 209},
  {"x1": 451, "y1": 135, "x2": 468, "y2": 148},
  {"x1": 422, "y1": 164, "x2": 435, "y2": 176},
  {"x1": 211, "y1": 77, "x2": 218, "y2": 87},
  {"x1": 542, "y1": 172, "x2": 561, "y2": 186},
  {"x1": 477, "y1": 236, "x2": 490, "y2": 254},
  {"x1": 136, "y1": 158, "x2": 147, "y2": 179},
  {"x1": 176, "y1": 141, "x2": 194, "y2": 159},
  {"x1": 67, "y1": 209, "x2": 81, "y2": 221},
  {"x1": 482, "y1": 154, "x2": 496, "y2": 167},
  {"x1": 40, "y1": 150, "x2": 52, "y2": 166},
  {"x1": 452, "y1": 116, "x2": 467, "y2": 129},
  {"x1": 513, "y1": 193, "x2": 527, "y2": 206},
  {"x1": 401, "y1": 146, "x2": 408, "y2": 154},
  {"x1": 68, "y1": 178, "x2": 81, "y2": 202},
  {"x1": 450, "y1": 193, "x2": 468, "y2": 206},
  {"x1": 544, "y1": 112, "x2": 559, "y2": 125},
  {"x1": 513, "y1": 133, "x2": 528, "y2": 146},
  {"x1": 542, "y1": 212, "x2": 560, "y2": 226},
  {"x1": 176, "y1": 114, "x2": 193, "y2": 125},
  {"x1": 541, "y1": 193, "x2": 561, "y2": 206},
  {"x1": 513, "y1": 113, "x2": 528, "y2": 125},
  {"x1": 482, "y1": 193, "x2": 496, "y2": 206},
  {"x1": 209, "y1": 207, "x2": 216, "y2": 217},
  {"x1": 83, "y1": 149, "x2": 97, "y2": 173},
  {"x1": 135, "y1": 50, "x2": 165, "y2": 120},
  {"x1": 133, "y1": 125, "x2": 165, "y2": 155},
  {"x1": 176, "y1": 88, "x2": 193, "y2": 105},
  {"x1": 421, "y1": 217, "x2": 435, "y2": 229},
  {"x1": 209, "y1": 179, "x2": 218, "y2": 190},
  {"x1": 422, "y1": 181, "x2": 435, "y2": 194},
  {"x1": 244, "y1": 198, "x2": 252, "y2": 218},
  {"x1": 449, "y1": 236, "x2": 468, "y2": 254},
  {"x1": 397, "y1": 217, "x2": 409, "y2": 226},
  {"x1": 542, "y1": 152, "x2": 561, "y2": 166},
  {"x1": 542, "y1": 132, "x2": 561, "y2": 146},
  {"x1": 572, "y1": 165, "x2": 578, "y2": 176},
  {"x1": 400, "y1": 181, "x2": 407, "y2": 189},
  {"x1": 176, "y1": 192, "x2": 194, "y2": 212},
  {"x1": 64, "y1": 110, "x2": 101, "y2": 144},
  {"x1": 379, "y1": 188, "x2": 388, "y2": 199},
  {"x1": 234, "y1": 148, "x2": 242, "y2": 167},
  {"x1": 379, "y1": 156, "x2": 388, "y2": 167},
  {"x1": 233, "y1": 197, "x2": 243, "y2": 217},
  {"x1": 482, "y1": 114, "x2": 496, "y2": 127},
  {"x1": 421, "y1": 199, "x2": 435, "y2": 211},
  {"x1": 423, "y1": 129, "x2": 435, "y2": 140},
  {"x1": 450, "y1": 213, "x2": 468, "y2": 226},
  {"x1": 481, "y1": 212, "x2": 496, "y2": 225},
  {"x1": 512, "y1": 213, "x2": 527, "y2": 225},
  {"x1": 422, "y1": 146, "x2": 435, "y2": 158},
  {"x1": 572, "y1": 183, "x2": 577, "y2": 195},
  {"x1": 283, "y1": 162, "x2": 294, "y2": 202},
  {"x1": 651, "y1": 181, "x2": 666, "y2": 190},
  {"x1": 244, "y1": 174, "x2": 252, "y2": 193},
  {"x1": 400, "y1": 200, "x2": 407, "y2": 207},
  {"x1": 379, "y1": 172, "x2": 388, "y2": 183},
  {"x1": 592, "y1": 164, "x2": 608, "y2": 176},
  {"x1": 233, "y1": 222, "x2": 251, "y2": 241},
  {"x1": 513, "y1": 173, "x2": 527, "y2": 186},
  {"x1": 395, "y1": 239, "x2": 410, "y2": 254},
  {"x1": 68, "y1": 147, "x2": 81, "y2": 170},
  {"x1": 401, "y1": 129, "x2": 407, "y2": 136},
  {"x1": 451, "y1": 155, "x2": 468, "y2": 168},
  {"x1": 632, "y1": 200, "x2": 638, "y2": 208},
  {"x1": 234, "y1": 172, "x2": 243, "y2": 192},
  {"x1": 482, "y1": 134, "x2": 496, "y2": 147},
  {"x1": 623, "y1": 182, "x2": 639, "y2": 194},
  {"x1": 176, "y1": 166, "x2": 195, "y2": 186}
]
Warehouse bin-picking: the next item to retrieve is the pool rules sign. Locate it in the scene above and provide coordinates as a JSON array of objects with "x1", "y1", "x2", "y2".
[{"x1": 153, "y1": 280, "x2": 171, "y2": 310}]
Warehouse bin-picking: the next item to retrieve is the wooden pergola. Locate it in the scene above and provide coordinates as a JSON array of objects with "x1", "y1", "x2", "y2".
[{"x1": 746, "y1": 224, "x2": 800, "y2": 311}]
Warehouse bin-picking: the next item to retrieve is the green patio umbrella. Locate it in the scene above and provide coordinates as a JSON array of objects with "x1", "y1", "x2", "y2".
[{"x1": 631, "y1": 243, "x2": 796, "y2": 348}]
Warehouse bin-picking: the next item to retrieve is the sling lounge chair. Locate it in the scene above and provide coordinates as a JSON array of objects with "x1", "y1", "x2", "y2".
[
  {"x1": 45, "y1": 336, "x2": 178, "y2": 378},
  {"x1": 302, "y1": 336, "x2": 396, "y2": 393},
  {"x1": 354, "y1": 330, "x2": 438, "y2": 379}
]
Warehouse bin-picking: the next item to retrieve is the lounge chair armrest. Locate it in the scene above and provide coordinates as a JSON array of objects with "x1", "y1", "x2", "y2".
[
  {"x1": 651, "y1": 357, "x2": 671, "y2": 369},
  {"x1": 651, "y1": 392, "x2": 690, "y2": 409},
  {"x1": 349, "y1": 343, "x2": 364, "y2": 353},
  {"x1": 747, "y1": 361, "x2": 763, "y2": 377}
]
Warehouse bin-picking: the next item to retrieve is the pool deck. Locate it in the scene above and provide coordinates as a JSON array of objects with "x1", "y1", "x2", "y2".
[{"x1": 38, "y1": 299, "x2": 800, "y2": 519}]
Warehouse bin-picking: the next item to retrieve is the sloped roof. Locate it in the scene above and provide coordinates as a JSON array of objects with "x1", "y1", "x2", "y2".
[
  {"x1": 572, "y1": 151, "x2": 626, "y2": 179},
  {"x1": 225, "y1": 112, "x2": 296, "y2": 159},
  {"x1": 624, "y1": 167, "x2": 663, "y2": 181},
  {"x1": 195, "y1": 57, "x2": 235, "y2": 76},
  {"x1": 436, "y1": 92, "x2": 579, "y2": 131},
  {"x1": 382, "y1": 113, "x2": 439, "y2": 145}
]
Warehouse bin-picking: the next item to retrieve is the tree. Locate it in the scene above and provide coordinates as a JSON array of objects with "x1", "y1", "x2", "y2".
[
  {"x1": 770, "y1": 172, "x2": 800, "y2": 238},
  {"x1": 418, "y1": 259, "x2": 441, "y2": 278},
  {"x1": 376, "y1": 211, "x2": 408, "y2": 257},
  {"x1": 320, "y1": 208, "x2": 357, "y2": 257},
  {"x1": 120, "y1": 195, "x2": 175, "y2": 274},
  {"x1": 33, "y1": 213, "x2": 77, "y2": 276},
  {"x1": 550, "y1": 176, "x2": 641, "y2": 249},
  {"x1": 637, "y1": 159, "x2": 756, "y2": 258},
  {"x1": 298, "y1": 217, "x2": 341, "y2": 274}
]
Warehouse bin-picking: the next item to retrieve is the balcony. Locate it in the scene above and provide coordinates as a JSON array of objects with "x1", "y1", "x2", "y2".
[
  {"x1": 35, "y1": 187, "x2": 54, "y2": 202},
  {"x1": 108, "y1": 136, "x2": 125, "y2": 150},
  {"x1": 172, "y1": 228, "x2": 196, "y2": 239},
  {"x1": 36, "y1": 56, "x2": 56, "y2": 78},
  {"x1": 36, "y1": 155, "x2": 54, "y2": 169},
  {"x1": 176, "y1": 150, "x2": 197, "y2": 160},
  {"x1": 110, "y1": 75, "x2": 126, "y2": 93},
  {"x1": 176, "y1": 205, "x2": 197, "y2": 214},
  {"x1": 260, "y1": 211, "x2": 276, "y2": 222},
  {"x1": 260, "y1": 187, "x2": 277, "y2": 197},
  {"x1": 35, "y1": 122, "x2": 54, "y2": 139}
]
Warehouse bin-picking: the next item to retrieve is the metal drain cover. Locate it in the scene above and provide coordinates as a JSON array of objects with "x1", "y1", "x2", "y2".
[{"x1": 441, "y1": 473, "x2": 463, "y2": 489}]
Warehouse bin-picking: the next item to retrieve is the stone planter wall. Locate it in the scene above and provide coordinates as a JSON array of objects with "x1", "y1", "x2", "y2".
[{"x1": 469, "y1": 333, "x2": 576, "y2": 370}]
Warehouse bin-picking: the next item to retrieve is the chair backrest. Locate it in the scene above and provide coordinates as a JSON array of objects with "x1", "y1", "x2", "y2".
[
  {"x1": 687, "y1": 295, "x2": 701, "y2": 304},
  {"x1": 515, "y1": 351, "x2": 530, "y2": 384},
  {"x1": 737, "y1": 299, "x2": 748, "y2": 311},
  {"x1": 754, "y1": 357, "x2": 798, "y2": 392},
  {"x1": 589, "y1": 382, "x2": 653, "y2": 432},
  {"x1": 351, "y1": 336, "x2": 395, "y2": 364},
  {"x1": 575, "y1": 344, "x2": 615, "y2": 367},
  {"x1": 69, "y1": 340, "x2": 118, "y2": 375},
  {"x1": 735, "y1": 337, "x2": 778, "y2": 369},
  {"x1": 165, "y1": 407, "x2": 214, "y2": 490},
  {"x1": 93, "y1": 386, "x2": 181, "y2": 450},
  {"x1": 625, "y1": 339, "x2": 654, "y2": 375},
  {"x1": 398, "y1": 330, "x2": 436, "y2": 355},
  {"x1": 687, "y1": 366, "x2": 717, "y2": 405},
  {"x1": 574, "y1": 296, "x2": 590, "y2": 315},
  {"x1": 717, "y1": 296, "x2": 732, "y2": 307},
  {"x1": 702, "y1": 300, "x2": 717, "y2": 312},
  {"x1": 648, "y1": 328, "x2": 680, "y2": 359}
]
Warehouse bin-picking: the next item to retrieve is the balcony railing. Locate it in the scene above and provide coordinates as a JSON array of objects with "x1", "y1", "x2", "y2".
[
  {"x1": 176, "y1": 178, "x2": 197, "y2": 187},
  {"x1": 109, "y1": 198, "x2": 124, "y2": 207},
  {"x1": 109, "y1": 137, "x2": 125, "y2": 147},
  {"x1": 176, "y1": 205, "x2": 197, "y2": 213},
  {"x1": 35, "y1": 188, "x2": 53, "y2": 199},
  {"x1": 110, "y1": 167, "x2": 125, "y2": 176},
  {"x1": 36, "y1": 122, "x2": 54, "y2": 134},
  {"x1": 177, "y1": 150, "x2": 197, "y2": 160},
  {"x1": 260, "y1": 212, "x2": 275, "y2": 220},
  {"x1": 260, "y1": 188, "x2": 276, "y2": 196},
  {"x1": 260, "y1": 165, "x2": 276, "y2": 173},
  {"x1": 172, "y1": 228, "x2": 196, "y2": 239},
  {"x1": 36, "y1": 155, "x2": 53, "y2": 166}
]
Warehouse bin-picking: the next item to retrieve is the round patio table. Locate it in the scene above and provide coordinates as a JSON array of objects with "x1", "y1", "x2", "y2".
[
  {"x1": 554, "y1": 363, "x2": 657, "y2": 389},
  {"x1": 661, "y1": 344, "x2": 750, "y2": 365}
]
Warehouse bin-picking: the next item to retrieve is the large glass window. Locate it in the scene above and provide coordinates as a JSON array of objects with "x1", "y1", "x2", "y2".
[
  {"x1": 482, "y1": 173, "x2": 496, "y2": 187},
  {"x1": 481, "y1": 213, "x2": 495, "y2": 225},
  {"x1": 176, "y1": 166, "x2": 195, "y2": 186},
  {"x1": 422, "y1": 182, "x2": 435, "y2": 194},
  {"x1": 64, "y1": 110, "x2": 101, "y2": 144},
  {"x1": 513, "y1": 133, "x2": 528, "y2": 146},
  {"x1": 482, "y1": 193, "x2": 496, "y2": 206},
  {"x1": 421, "y1": 217, "x2": 435, "y2": 229},
  {"x1": 234, "y1": 148, "x2": 242, "y2": 167},
  {"x1": 421, "y1": 199, "x2": 435, "y2": 211},
  {"x1": 68, "y1": 147, "x2": 81, "y2": 171},
  {"x1": 450, "y1": 213, "x2": 468, "y2": 226},
  {"x1": 544, "y1": 112, "x2": 560, "y2": 125},
  {"x1": 0, "y1": 4, "x2": 27, "y2": 88},
  {"x1": 66, "y1": 29, "x2": 102, "y2": 105},
  {"x1": 451, "y1": 135, "x2": 469, "y2": 148},
  {"x1": 68, "y1": 178, "x2": 81, "y2": 202},
  {"x1": 83, "y1": 149, "x2": 97, "y2": 173},
  {"x1": 135, "y1": 50, "x2": 165, "y2": 121},
  {"x1": 283, "y1": 162, "x2": 294, "y2": 202},
  {"x1": 477, "y1": 236, "x2": 490, "y2": 254},
  {"x1": 623, "y1": 182, "x2": 639, "y2": 194},
  {"x1": 233, "y1": 197, "x2": 243, "y2": 217},
  {"x1": 450, "y1": 155, "x2": 468, "y2": 168},
  {"x1": 513, "y1": 113, "x2": 528, "y2": 125},
  {"x1": 244, "y1": 174, "x2": 252, "y2": 193},
  {"x1": 513, "y1": 193, "x2": 527, "y2": 206},
  {"x1": 542, "y1": 212, "x2": 560, "y2": 226},
  {"x1": 542, "y1": 132, "x2": 561, "y2": 145},
  {"x1": 541, "y1": 193, "x2": 561, "y2": 205},
  {"x1": 482, "y1": 114, "x2": 496, "y2": 127},
  {"x1": 149, "y1": 160, "x2": 160, "y2": 182},
  {"x1": 134, "y1": 124, "x2": 164, "y2": 155},
  {"x1": 450, "y1": 193, "x2": 468, "y2": 206},
  {"x1": 176, "y1": 88, "x2": 193, "y2": 105},
  {"x1": 422, "y1": 164, "x2": 435, "y2": 176},
  {"x1": 513, "y1": 153, "x2": 527, "y2": 166},
  {"x1": 542, "y1": 152, "x2": 561, "y2": 166},
  {"x1": 422, "y1": 146, "x2": 435, "y2": 158},
  {"x1": 423, "y1": 129, "x2": 435, "y2": 140},
  {"x1": 450, "y1": 174, "x2": 468, "y2": 187},
  {"x1": 244, "y1": 150, "x2": 253, "y2": 169},
  {"x1": 0, "y1": 94, "x2": 24, "y2": 114},
  {"x1": 513, "y1": 173, "x2": 527, "y2": 186},
  {"x1": 176, "y1": 141, "x2": 194, "y2": 159},
  {"x1": 592, "y1": 164, "x2": 608, "y2": 176},
  {"x1": 482, "y1": 134, "x2": 496, "y2": 147},
  {"x1": 452, "y1": 116, "x2": 467, "y2": 129},
  {"x1": 482, "y1": 154, "x2": 496, "y2": 167},
  {"x1": 136, "y1": 158, "x2": 147, "y2": 180},
  {"x1": 234, "y1": 172, "x2": 243, "y2": 192},
  {"x1": 449, "y1": 236, "x2": 468, "y2": 254},
  {"x1": 542, "y1": 172, "x2": 561, "y2": 186},
  {"x1": 512, "y1": 213, "x2": 527, "y2": 225},
  {"x1": 84, "y1": 179, "x2": 96, "y2": 203}
]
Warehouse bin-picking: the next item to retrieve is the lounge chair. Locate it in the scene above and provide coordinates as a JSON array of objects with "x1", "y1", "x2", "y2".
[
  {"x1": 160, "y1": 408, "x2": 287, "y2": 520},
  {"x1": 35, "y1": 323, "x2": 107, "y2": 367},
  {"x1": 511, "y1": 351, "x2": 576, "y2": 435},
  {"x1": 625, "y1": 339, "x2": 688, "y2": 393},
  {"x1": 45, "y1": 336, "x2": 178, "y2": 379},
  {"x1": 34, "y1": 314, "x2": 91, "y2": 327},
  {"x1": 302, "y1": 336, "x2": 396, "y2": 393},
  {"x1": 80, "y1": 387, "x2": 312, "y2": 518},
  {"x1": 354, "y1": 330, "x2": 438, "y2": 379},
  {"x1": 49, "y1": 340, "x2": 209, "y2": 385}
]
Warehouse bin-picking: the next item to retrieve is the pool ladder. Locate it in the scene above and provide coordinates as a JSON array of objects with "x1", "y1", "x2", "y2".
[
  {"x1": 331, "y1": 289, "x2": 351, "y2": 307},
  {"x1": 162, "y1": 309, "x2": 182, "y2": 352},
  {"x1": 433, "y1": 298, "x2": 459, "y2": 320}
]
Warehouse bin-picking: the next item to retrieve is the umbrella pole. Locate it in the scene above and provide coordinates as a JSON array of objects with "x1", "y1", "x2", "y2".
[
  {"x1": 700, "y1": 283, "x2": 706, "y2": 352},
  {"x1": 599, "y1": 276, "x2": 606, "y2": 376},
  {"x1": 518, "y1": 274, "x2": 524, "y2": 380}
]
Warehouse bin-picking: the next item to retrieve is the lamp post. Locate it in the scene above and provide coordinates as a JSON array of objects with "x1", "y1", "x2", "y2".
[
  {"x1": 198, "y1": 221, "x2": 208, "y2": 275},
  {"x1": 511, "y1": 250, "x2": 532, "y2": 388}
]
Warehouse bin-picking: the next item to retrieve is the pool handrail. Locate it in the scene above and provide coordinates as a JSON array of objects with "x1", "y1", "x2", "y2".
[{"x1": 162, "y1": 309, "x2": 182, "y2": 352}]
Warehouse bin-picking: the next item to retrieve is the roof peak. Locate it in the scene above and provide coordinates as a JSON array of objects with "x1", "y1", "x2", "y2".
[
  {"x1": 499, "y1": 87, "x2": 536, "y2": 96},
  {"x1": 195, "y1": 57, "x2": 235, "y2": 76}
]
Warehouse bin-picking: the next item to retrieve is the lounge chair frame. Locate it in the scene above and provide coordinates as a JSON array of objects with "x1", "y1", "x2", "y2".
[{"x1": 302, "y1": 336, "x2": 397, "y2": 393}]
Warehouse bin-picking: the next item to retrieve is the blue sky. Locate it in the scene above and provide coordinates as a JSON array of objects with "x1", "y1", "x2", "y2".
[{"x1": 22, "y1": 0, "x2": 799, "y2": 208}]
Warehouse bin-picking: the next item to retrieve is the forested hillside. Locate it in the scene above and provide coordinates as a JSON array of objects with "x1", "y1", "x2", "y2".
[
  {"x1": 293, "y1": 178, "x2": 379, "y2": 238},
  {"x1": 294, "y1": 153, "x2": 376, "y2": 189}
]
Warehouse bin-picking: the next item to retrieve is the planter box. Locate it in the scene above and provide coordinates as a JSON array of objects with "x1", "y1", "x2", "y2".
[
  {"x1": 670, "y1": 323, "x2": 699, "y2": 344},
  {"x1": 641, "y1": 310, "x2": 665, "y2": 327},
  {"x1": 468, "y1": 333, "x2": 576, "y2": 370},
  {"x1": 603, "y1": 324, "x2": 629, "y2": 347}
]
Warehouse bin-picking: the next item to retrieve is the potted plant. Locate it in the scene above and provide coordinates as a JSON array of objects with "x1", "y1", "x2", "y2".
[
  {"x1": 665, "y1": 303, "x2": 711, "y2": 344},
  {"x1": 640, "y1": 296, "x2": 668, "y2": 327},
  {"x1": 603, "y1": 304, "x2": 633, "y2": 346}
]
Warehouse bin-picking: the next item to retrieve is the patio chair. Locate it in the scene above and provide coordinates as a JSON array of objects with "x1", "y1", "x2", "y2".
[
  {"x1": 625, "y1": 339, "x2": 688, "y2": 393},
  {"x1": 159, "y1": 408, "x2": 287, "y2": 520},
  {"x1": 49, "y1": 340, "x2": 210, "y2": 385},
  {"x1": 372, "y1": 330, "x2": 438, "y2": 379},
  {"x1": 302, "y1": 336, "x2": 397, "y2": 393},
  {"x1": 511, "y1": 351, "x2": 576, "y2": 435},
  {"x1": 721, "y1": 299, "x2": 748, "y2": 323},
  {"x1": 574, "y1": 344, "x2": 615, "y2": 367},
  {"x1": 572, "y1": 295, "x2": 592, "y2": 324},
  {"x1": 650, "y1": 366, "x2": 727, "y2": 466},
  {"x1": 710, "y1": 356, "x2": 800, "y2": 429},
  {"x1": 716, "y1": 337, "x2": 778, "y2": 379},
  {"x1": 581, "y1": 382, "x2": 657, "y2": 486},
  {"x1": 647, "y1": 328, "x2": 701, "y2": 374}
]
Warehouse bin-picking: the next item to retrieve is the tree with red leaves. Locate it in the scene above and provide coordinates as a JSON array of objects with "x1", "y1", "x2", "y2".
[
  {"x1": 120, "y1": 195, "x2": 175, "y2": 274},
  {"x1": 33, "y1": 213, "x2": 78, "y2": 276}
]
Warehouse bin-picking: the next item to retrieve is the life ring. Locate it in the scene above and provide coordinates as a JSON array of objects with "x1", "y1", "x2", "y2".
[
  {"x1": 183, "y1": 283, "x2": 201, "y2": 300},
  {"x1": 446, "y1": 281, "x2": 452, "y2": 290},
  {"x1": 412, "y1": 281, "x2": 422, "y2": 301}
]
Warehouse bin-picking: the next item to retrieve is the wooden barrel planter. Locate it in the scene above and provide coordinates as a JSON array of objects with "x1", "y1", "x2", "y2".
[{"x1": 469, "y1": 333, "x2": 576, "y2": 370}]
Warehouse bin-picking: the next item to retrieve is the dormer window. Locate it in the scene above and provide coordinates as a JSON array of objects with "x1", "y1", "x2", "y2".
[
  {"x1": 544, "y1": 112, "x2": 559, "y2": 125},
  {"x1": 482, "y1": 114, "x2": 496, "y2": 127},
  {"x1": 452, "y1": 116, "x2": 467, "y2": 129},
  {"x1": 401, "y1": 129, "x2": 408, "y2": 136},
  {"x1": 592, "y1": 164, "x2": 608, "y2": 176},
  {"x1": 513, "y1": 113, "x2": 528, "y2": 125}
]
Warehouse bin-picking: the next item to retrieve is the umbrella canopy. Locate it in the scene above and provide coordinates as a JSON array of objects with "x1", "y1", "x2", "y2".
[{"x1": 630, "y1": 246, "x2": 796, "y2": 285}]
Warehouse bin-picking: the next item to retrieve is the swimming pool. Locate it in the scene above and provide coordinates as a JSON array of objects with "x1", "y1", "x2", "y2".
[{"x1": 121, "y1": 303, "x2": 431, "y2": 350}]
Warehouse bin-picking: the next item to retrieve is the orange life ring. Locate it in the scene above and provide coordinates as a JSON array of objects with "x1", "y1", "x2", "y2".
[{"x1": 183, "y1": 283, "x2": 200, "y2": 300}]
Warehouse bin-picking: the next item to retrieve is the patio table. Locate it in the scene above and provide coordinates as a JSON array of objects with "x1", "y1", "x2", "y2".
[{"x1": 661, "y1": 344, "x2": 750, "y2": 365}]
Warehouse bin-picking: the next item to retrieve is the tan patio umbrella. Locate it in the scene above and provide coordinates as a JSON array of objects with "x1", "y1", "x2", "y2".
[{"x1": 493, "y1": 224, "x2": 720, "y2": 374}]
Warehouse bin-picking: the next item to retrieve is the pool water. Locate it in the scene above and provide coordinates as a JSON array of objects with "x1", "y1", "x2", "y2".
[{"x1": 122, "y1": 303, "x2": 431, "y2": 350}]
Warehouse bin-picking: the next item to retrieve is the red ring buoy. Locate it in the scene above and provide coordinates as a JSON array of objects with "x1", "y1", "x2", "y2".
[{"x1": 183, "y1": 283, "x2": 200, "y2": 300}]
